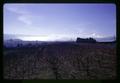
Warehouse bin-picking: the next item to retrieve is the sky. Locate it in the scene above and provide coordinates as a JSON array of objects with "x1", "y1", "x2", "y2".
[{"x1": 4, "y1": 4, "x2": 116, "y2": 41}]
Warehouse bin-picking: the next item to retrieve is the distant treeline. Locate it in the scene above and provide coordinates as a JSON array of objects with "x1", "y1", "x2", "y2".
[
  {"x1": 76, "y1": 37, "x2": 97, "y2": 43},
  {"x1": 4, "y1": 37, "x2": 116, "y2": 48},
  {"x1": 76, "y1": 37, "x2": 116, "y2": 43}
]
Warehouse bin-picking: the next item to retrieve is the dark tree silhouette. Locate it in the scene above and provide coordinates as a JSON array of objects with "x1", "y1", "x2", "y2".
[
  {"x1": 17, "y1": 43, "x2": 23, "y2": 47},
  {"x1": 76, "y1": 37, "x2": 96, "y2": 43}
]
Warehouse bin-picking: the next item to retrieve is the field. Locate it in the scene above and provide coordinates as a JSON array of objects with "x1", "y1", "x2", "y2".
[{"x1": 3, "y1": 42, "x2": 116, "y2": 79}]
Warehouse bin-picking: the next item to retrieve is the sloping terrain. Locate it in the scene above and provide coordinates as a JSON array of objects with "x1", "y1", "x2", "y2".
[{"x1": 3, "y1": 43, "x2": 116, "y2": 79}]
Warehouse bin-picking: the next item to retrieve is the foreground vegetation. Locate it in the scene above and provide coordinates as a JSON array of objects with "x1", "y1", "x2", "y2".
[{"x1": 3, "y1": 42, "x2": 116, "y2": 79}]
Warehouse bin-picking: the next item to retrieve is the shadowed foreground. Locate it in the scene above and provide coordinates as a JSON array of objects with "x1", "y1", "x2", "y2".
[{"x1": 3, "y1": 43, "x2": 116, "y2": 79}]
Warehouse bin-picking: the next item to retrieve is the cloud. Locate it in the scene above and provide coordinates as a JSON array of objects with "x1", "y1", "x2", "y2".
[
  {"x1": 88, "y1": 33, "x2": 107, "y2": 38},
  {"x1": 18, "y1": 15, "x2": 32, "y2": 25},
  {"x1": 5, "y1": 4, "x2": 32, "y2": 25},
  {"x1": 6, "y1": 4, "x2": 29, "y2": 15}
]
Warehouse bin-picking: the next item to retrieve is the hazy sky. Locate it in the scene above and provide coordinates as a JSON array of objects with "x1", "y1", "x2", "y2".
[{"x1": 4, "y1": 4, "x2": 116, "y2": 41}]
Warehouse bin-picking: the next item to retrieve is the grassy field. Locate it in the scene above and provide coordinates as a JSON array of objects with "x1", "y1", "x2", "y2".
[{"x1": 3, "y1": 42, "x2": 116, "y2": 79}]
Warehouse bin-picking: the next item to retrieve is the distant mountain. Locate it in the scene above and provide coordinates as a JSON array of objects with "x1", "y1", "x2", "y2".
[
  {"x1": 4, "y1": 34, "x2": 35, "y2": 41},
  {"x1": 4, "y1": 34, "x2": 116, "y2": 43},
  {"x1": 95, "y1": 36, "x2": 116, "y2": 42},
  {"x1": 4, "y1": 39, "x2": 23, "y2": 47},
  {"x1": 4, "y1": 34, "x2": 18, "y2": 40}
]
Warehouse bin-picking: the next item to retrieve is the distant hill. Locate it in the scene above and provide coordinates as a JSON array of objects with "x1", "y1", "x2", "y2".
[
  {"x1": 4, "y1": 34, "x2": 116, "y2": 43},
  {"x1": 95, "y1": 36, "x2": 116, "y2": 42},
  {"x1": 4, "y1": 39, "x2": 23, "y2": 47},
  {"x1": 4, "y1": 34, "x2": 18, "y2": 40}
]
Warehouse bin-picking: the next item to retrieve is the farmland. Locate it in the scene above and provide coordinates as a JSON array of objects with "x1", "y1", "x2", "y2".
[{"x1": 3, "y1": 42, "x2": 116, "y2": 79}]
